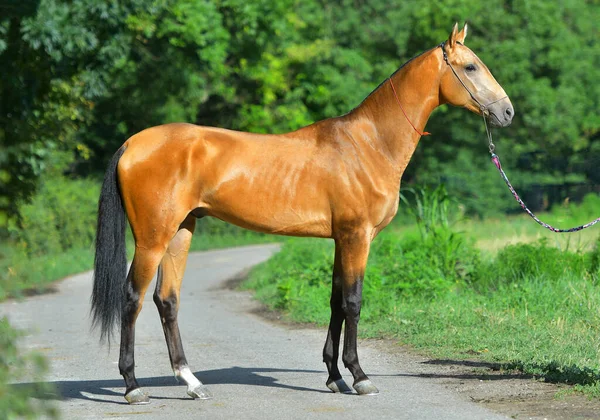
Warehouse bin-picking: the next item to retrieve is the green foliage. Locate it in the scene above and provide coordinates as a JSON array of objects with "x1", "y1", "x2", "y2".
[
  {"x1": 246, "y1": 238, "x2": 333, "y2": 321},
  {"x1": 368, "y1": 229, "x2": 481, "y2": 300},
  {"x1": 0, "y1": 243, "x2": 95, "y2": 301},
  {"x1": 549, "y1": 193, "x2": 600, "y2": 225},
  {"x1": 9, "y1": 176, "x2": 99, "y2": 257},
  {"x1": 2, "y1": 0, "x2": 598, "y2": 226},
  {"x1": 245, "y1": 225, "x2": 481, "y2": 322},
  {"x1": 400, "y1": 184, "x2": 454, "y2": 237},
  {"x1": 0, "y1": 318, "x2": 58, "y2": 419},
  {"x1": 477, "y1": 239, "x2": 590, "y2": 290},
  {"x1": 1, "y1": 173, "x2": 100, "y2": 299}
]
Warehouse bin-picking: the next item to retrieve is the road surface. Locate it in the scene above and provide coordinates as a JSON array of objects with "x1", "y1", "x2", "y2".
[{"x1": 1, "y1": 244, "x2": 507, "y2": 419}]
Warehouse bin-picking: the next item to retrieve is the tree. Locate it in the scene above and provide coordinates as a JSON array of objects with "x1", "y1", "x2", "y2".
[{"x1": 2, "y1": 0, "x2": 598, "y2": 225}]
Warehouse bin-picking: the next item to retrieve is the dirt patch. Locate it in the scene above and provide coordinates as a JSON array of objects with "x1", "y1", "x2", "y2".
[
  {"x1": 4, "y1": 285, "x2": 60, "y2": 303},
  {"x1": 214, "y1": 266, "x2": 253, "y2": 291},
  {"x1": 362, "y1": 339, "x2": 600, "y2": 420}
]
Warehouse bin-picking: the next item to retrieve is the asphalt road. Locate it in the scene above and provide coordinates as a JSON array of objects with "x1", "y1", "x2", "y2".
[{"x1": 2, "y1": 244, "x2": 507, "y2": 419}]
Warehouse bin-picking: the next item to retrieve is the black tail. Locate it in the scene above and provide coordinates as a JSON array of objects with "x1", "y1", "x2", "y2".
[{"x1": 91, "y1": 146, "x2": 127, "y2": 344}]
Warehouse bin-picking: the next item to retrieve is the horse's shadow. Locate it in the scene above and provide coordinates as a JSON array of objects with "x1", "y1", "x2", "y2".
[
  {"x1": 12, "y1": 366, "x2": 330, "y2": 405},
  {"x1": 12, "y1": 359, "x2": 536, "y2": 405}
]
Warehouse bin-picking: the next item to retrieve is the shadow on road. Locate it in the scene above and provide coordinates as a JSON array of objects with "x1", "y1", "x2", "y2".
[{"x1": 11, "y1": 366, "x2": 330, "y2": 405}]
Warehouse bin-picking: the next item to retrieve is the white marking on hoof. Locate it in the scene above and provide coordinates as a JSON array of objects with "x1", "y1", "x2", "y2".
[
  {"x1": 326, "y1": 378, "x2": 352, "y2": 394},
  {"x1": 176, "y1": 366, "x2": 212, "y2": 400},
  {"x1": 187, "y1": 384, "x2": 213, "y2": 400},
  {"x1": 353, "y1": 379, "x2": 379, "y2": 395},
  {"x1": 124, "y1": 388, "x2": 150, "y2": 404}
]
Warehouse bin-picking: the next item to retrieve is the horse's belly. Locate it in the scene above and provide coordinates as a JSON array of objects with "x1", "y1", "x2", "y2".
[
  {"x1": 206, "y1": 204, "x2": 332, "y2": 238},
  {"x1": 193, "y1": 136, "x2": 335, "y2": 237},
  {"x1": 202, "y1": 179, "x2": 332, "y2": 238}
]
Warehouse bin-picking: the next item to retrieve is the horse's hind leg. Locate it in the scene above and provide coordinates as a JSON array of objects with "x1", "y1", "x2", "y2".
[
  {"x1": 154, "y1": 215, "x2": 212, "y2": 400},
  {"x1": 120, "y1": 245, "x2": 166, "y2": 404}
]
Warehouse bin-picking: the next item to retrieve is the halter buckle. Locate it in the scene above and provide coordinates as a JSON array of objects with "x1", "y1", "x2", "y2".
[{"x1": 439, "y1": 42, "x2": 449, "y2": 64}]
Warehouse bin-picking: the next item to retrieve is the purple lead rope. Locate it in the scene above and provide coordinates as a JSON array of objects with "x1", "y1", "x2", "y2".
[
  {"x1": 479, "y1": 110, "x2": 599, "y2": 233},
  {"x1": 438, "y1": 48, "x2": 597, "y2": 233},
  {"x1": 491, "y1": 153, "x2": 600, "y2": 233}
]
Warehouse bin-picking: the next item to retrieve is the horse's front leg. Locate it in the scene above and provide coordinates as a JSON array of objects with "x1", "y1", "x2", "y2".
[
  {"x1": 338, "y1": 231, "x2": 379, "y2": 395},
  {"x1": 323, "y1": 246, "x2": 352, "y2": 393}
]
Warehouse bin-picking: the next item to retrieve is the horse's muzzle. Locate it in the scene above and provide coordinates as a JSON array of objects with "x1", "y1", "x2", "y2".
[{"x1": 488, "y1": 100, "x2": 514, "y2": 127}]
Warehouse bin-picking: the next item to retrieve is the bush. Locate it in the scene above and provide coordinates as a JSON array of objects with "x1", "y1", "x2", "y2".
[
  {"x1": 245, "y1": 226, "x2": 482, "y2": 323},
  {"x1": 472, "y1": 238, "x2": 596, "y2": 293},
  {"x1": 0, "y1": 318, "x2": 57, "y2": 419},
  {"x1": 10, "y1": 176, "x2": 99, "y2": 257},
  {"x1": 1, "y1": 176, "x2": 99, "y2": 299}
]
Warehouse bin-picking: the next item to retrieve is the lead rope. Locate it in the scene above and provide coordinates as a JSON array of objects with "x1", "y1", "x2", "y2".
[
  {"x1": 440, "y1": 40, "x2": 599, "y2": 233},
  {"x1": 484, "y1": 114, "x2": 600, "y2": 233}
]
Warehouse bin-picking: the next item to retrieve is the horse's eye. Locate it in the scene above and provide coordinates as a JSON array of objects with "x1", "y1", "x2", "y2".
[{"x1": 466, "y1": 64, "x2": 477, "y2": 72}]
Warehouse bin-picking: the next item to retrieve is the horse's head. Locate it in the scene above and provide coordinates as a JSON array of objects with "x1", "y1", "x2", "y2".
[{"x1": 439, "y1": 23, "x2": 514, "y2": 127}]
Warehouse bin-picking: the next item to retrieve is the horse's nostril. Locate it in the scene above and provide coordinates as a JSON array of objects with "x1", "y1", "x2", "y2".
[{"x1": 506, "y1": 108, "x2": 513, "y2": 117}]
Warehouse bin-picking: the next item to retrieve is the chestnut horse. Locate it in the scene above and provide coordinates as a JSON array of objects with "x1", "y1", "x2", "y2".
[{"x1": 92, "y1": 23, "x2": 513, "y2": 404}]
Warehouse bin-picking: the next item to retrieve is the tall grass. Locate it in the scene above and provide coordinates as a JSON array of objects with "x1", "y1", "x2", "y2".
[
  {"x1": 457, "y1": 194, "x2": 600, "y2": 253},
  {"x1": 400, "y1": 185, "x2": 453, "y2": 238}
]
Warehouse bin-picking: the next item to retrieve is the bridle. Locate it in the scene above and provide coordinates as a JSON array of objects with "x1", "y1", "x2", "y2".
[
  {"x1": 391, "y1": 42, "x2": 600, "y2": 233},
  {"x1": 439, "y1": 42, "x2": 508, "y2": 120},
  {"x1": 438, "y1": 40, "x2": 509, "y2": 154},
  {"x1": 389, "y1": 41, "x2": 507, "y2": 150},
  {"x1": 442, "y1": 41, "x2": 599, "y2": 233}
]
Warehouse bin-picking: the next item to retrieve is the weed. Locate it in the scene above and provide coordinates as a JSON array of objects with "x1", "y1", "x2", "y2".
[{"x1": 400, "y1": 184, "x2": 454, "y2": 238}]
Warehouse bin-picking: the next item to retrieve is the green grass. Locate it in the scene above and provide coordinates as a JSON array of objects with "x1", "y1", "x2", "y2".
[
  {"x1": 456, "y1": 194, "x2": 600, "y2": 253},
  {"x1": 243, "y1": 209, "x2": 600, "y2": 397},
  {"x1": 0, "y1": 245, "x2": 95, "y2": 300}
]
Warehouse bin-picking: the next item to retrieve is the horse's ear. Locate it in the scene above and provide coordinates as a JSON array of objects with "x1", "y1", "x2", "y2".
[
  {"x1": 457, "y1": 23, "x2": 468, "y2": 44},
  {"x1": 447, "y1": 22, "x2": 459, "y2": 50}
]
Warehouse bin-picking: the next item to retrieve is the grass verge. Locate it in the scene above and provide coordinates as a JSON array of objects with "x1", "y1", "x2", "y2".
[{"x1": 242, "y1": 229, "x2": 600, "y2": 397}]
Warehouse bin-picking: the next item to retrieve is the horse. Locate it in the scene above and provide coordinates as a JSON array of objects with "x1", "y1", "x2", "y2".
[{"x1": 91, "y1": 23, "x2": 514, "y2": 404}]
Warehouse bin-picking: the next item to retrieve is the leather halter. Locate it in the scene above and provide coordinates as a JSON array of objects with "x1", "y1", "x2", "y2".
[
  {"x1": 388, "y1": 42, "x2": 507, "y2": 137},
  {"x1": 439, "y1": 41, "x2": 508, "y2": 117}
]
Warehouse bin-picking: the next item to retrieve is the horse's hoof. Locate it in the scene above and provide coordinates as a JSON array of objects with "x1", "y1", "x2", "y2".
[
  {"x1": 125, "y1": 388, "x2": 150, "y2": 404},
  {"x1": 326, "y1": 378, "x2": 353, "y2": 394},
  {"x1": 187, "y1": 384, "x2": 213, "y2": 400},
  {"x1": 353, "y1": 379, "x2": 379, "y2": 395}
]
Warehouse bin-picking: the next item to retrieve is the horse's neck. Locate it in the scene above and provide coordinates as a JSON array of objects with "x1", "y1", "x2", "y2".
[{"x1": 349, "y1": 47, "x2": 443, "y2": 175}]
